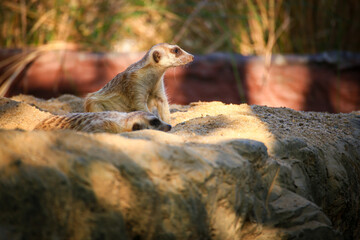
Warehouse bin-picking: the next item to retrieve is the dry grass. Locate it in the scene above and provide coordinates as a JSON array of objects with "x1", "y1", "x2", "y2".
[
  {"x1": 0, "y1": 0, "x2": 359, "y2": 97},
  {"x1": 0, "y1": 42, "x2": 77, "y2": 96},
  {"x1": 0, "y1": 0, "x2": 358, "y2": 54}
]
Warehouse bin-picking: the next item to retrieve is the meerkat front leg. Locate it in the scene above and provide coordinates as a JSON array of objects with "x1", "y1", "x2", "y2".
[
  {"x1": 156, "y1": 95, "x2": 171, "y2": 123},
  {"x1": 152, "y1": 82, "x2": 171, "y2": 124},
  {"x1": 134, "y1": 92, "x2": 151, "y2": 113}
]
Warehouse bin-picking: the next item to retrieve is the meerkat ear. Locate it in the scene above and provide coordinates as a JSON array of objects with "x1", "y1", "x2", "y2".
[{"x1": 152, "y1": 50, "x2": 161, "y2": 63}]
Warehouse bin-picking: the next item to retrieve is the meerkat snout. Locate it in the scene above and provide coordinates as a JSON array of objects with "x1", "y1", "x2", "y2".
[
  {"x1": 162, "y1": 123, "x2": 172, "y2": 132},
  {"x1": 156, "y1": 121, "x2": 172, "y2": 132},
  {"x1": 131, "y1": 122, "x2": 171, "y2": 132},
  {"x1": 131, "y1": 113, "x2": 172, "y2": 132}
]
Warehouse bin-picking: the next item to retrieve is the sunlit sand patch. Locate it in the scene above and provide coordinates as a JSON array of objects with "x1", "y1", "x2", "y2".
[{"x1": 171, "y1": 101, "x2": 278, "y2": 153}]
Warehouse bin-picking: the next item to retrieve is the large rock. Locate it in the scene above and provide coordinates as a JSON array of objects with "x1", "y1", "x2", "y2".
[{"x1": 0, "y1": 95, "x2": 359, "y2": 240}]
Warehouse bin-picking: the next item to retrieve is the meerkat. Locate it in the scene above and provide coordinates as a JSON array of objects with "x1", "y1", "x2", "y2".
[
  {"x1": 84, "y1": 43, "x2": 194, "y2": 124},
  {"x1": 34, "y1": 111, "x2": 172, "y2": 133}
]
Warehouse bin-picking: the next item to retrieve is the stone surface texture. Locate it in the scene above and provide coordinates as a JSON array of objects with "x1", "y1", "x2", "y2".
[{"x1": 0, "y1": 94, "x2": 359, "y2": 240}]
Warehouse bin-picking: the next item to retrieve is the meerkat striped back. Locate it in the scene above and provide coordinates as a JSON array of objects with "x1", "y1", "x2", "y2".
[
  {"x1": 34, "y1": 111, "x2": 172, "y2": 133},
  {"x1": 35, "y1": 113, "x2": 101, "y2": 130}
]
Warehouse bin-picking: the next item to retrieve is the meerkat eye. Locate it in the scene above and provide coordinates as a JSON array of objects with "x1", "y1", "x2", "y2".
[
  {"x1": 171, "y1": 47, "x2": 182, "y2": 56},
  {"x1": 149, "y1": 118, "x2": 161, "y2": 127}
]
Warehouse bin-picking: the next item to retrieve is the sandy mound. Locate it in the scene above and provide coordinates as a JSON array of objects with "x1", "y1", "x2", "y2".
[
  {"x1": 12, "y1": 94, "x2": 84, "y2": 114},
  {"x1": 0, "y1": 95, "x2": 359, "y2": 240}
]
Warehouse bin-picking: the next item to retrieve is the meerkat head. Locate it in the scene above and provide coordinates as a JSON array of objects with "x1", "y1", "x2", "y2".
[
  {"x1": 149, "y1": 43, "x2": 194, "y2": 68},
  {"x1": 127, "y1": 111, "x2": 172, "y2": 132}
]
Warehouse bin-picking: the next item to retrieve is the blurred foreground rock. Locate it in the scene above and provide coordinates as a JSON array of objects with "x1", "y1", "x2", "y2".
[{"x1": 0, "y1": 95, "x2": 359, "y2": 240}]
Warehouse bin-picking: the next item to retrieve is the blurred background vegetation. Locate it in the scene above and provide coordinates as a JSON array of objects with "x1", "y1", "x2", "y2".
[{"x1": 1, "y1": 0, "x2": 359, "y2": 55}]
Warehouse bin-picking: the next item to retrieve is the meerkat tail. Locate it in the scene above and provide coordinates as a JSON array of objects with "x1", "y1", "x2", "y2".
[
  {"x1": 84, "y1": 94, "x2": 103, "y2": 112},
  {"x1": 84, "y1": 94, "x2": 114, "y2": 112}
]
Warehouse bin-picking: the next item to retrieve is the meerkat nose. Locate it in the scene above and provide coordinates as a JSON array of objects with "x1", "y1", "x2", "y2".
[{"x1": 163, "y1": 124, "x2": 172, "y2": 132}]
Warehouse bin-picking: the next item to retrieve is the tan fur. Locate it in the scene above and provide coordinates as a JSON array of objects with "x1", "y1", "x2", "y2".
[
  {"x1": 84, "y1": 43, "x2": 194, "y2": 123},
  {"x1": 34, "y1": 111, "x2": 172, "y2": 133}
]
